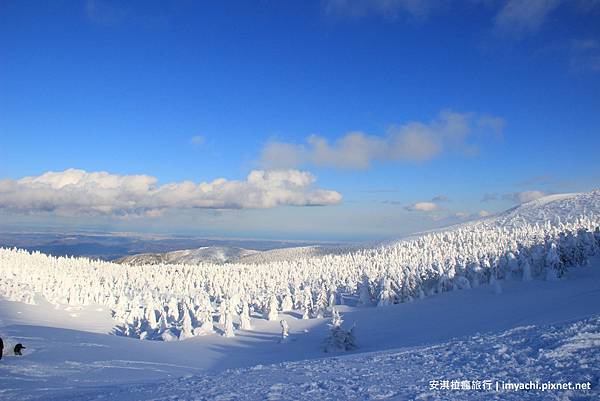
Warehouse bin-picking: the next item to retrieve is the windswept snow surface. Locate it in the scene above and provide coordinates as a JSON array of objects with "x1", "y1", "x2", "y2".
[{"x1": 50, "y1": 315, "x2": 600, "y2": 401}]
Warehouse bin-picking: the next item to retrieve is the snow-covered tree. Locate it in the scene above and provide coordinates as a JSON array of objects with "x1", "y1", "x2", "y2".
[
  {"x1": 545, "y1": 242, "x2": 562, "y2": 281},
  {"x1": 490, "y1": 271, "x2": 502, "y2": 294},
  {"x1": 521, "y1": 258, "x2": 532, "y2": 282},
  {"x1": 281, "y1": 289, "x2": 293, "y2": 312},
  {"x1": 280, "y1": 319, "x2": 289, "y2": 343},
  {"x1": 179, "y1": 308, "x2": 194, "y2": 340},
  {"x1": 324, "y1": 308, "x2": 357, "y2": 352},
  {"x1": 217, "y1": 299, "x2": 227, "y2": 324},
  {"x1": 377, "y1": 277, "x2": 396, "y2": 306},
  {"x1": 222, "y1": 304, "x2": 235, "y2": 338},
  {"x1": 265, "y1": 295, "x2": 279, "y2": 321},
  {"x1": 314, "y1": 287, "x2": 328, "y2": 318},
  {"x1": 239, "y1": 302, "x2": 252, "y2": 330},
  {"x1": 357, "y1": 276, "x2": 372, "y2": 307}
]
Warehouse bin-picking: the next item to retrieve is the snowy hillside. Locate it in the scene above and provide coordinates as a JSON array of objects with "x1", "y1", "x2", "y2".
[
  {"x1": 236, "y1": 245, "x2": 357, "y2": 264},
  {"x1": 487, "y1": 190, "x2": 600, "y2": 228},
  {"x1": 115, "y1": 246, "x2": 259, "y2": 265},
  {"x1": 1, "y1": 191, "x2": 600, "y2": 342},
  {"x1": 0, "y1": 190, "x2": 600, "y2": 399},
  {"x1": 44, "y1": 315, "x2": 600, "y2": 401},
  {"x1": 1, "y1": 255, "x2": 599, "y2": 400}
]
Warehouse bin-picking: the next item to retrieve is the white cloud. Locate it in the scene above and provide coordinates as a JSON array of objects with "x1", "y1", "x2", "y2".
[
  {"x1": 494, "y1": 0, "x2": 562, "y2": 36},
  {"x1": 404, "y1": 201, "x2": 439, "y2": 212},
  {"x1": 504, "y1": 190, "x2": 546, "y2": 204},
  {"x1": 322, "y1": 0, "x2": 436, "y2": 20},
  {"x1": 260, "y1": 110, "x2": 504, "y2": 170},
  {"x1": 481, "y1": 192, "x2": 499, "y2": 202},
  {"x1": 190, "y1": 135, "x2": 205, "y2": 146},
  {"x1": 570, "y1": 39, "x2": 600, "y2": 73},
  {"x1": 0, "y1": 169, "x2": 342, "y2": 217},
  {"x1": 453, "y1": 209, "x2": 491, "y2": 220},
  {"x1": 431, "y1": 195, "x2": 449, "y2": 202},
  {"x1": 85, "y1": 0, "x2": 127, "y2": 25}
]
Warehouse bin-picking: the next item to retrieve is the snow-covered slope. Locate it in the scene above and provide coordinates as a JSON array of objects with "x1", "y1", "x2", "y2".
[
  {"x1": 1, "y1": 190, "x2": 600, "y2": 399},
  {"x1": 115, "y1": 246, "x2": 259, "y2": 265},
  {"x1": 55, "y1": 315, "x2": 600, "y2": 401},
  {"x1": 488, "y1": 190, "x2": 600, "y2": 228},
  {"x1": 2, "y1": 190, "x2": 600, "y2": 342},
  {"x1": 236, "y1": 245, "x2": 357, "y2": 264},
  {"x1": 1, "y1": 257, "x2": 599, "y2": 400}
]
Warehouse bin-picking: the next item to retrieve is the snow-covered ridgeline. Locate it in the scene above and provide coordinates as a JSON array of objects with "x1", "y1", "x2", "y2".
[{"x1": 1, "y1": 206, "x2": 600, "y2": 341}]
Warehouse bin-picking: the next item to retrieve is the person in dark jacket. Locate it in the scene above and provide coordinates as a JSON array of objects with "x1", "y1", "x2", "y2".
[
  {"x1": 14, "y1": 343, "x2": 25, "y2": 356},
  {"x1": 0, "y1": 337, "x2": 3, "y2": 360}
]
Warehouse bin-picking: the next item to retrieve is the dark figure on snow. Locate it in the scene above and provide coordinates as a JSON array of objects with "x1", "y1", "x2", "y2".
[
  {"x1": 0, "y1": 337, "x2": 3, "y2": 360},
  {"x1": 14, "y1": 343, "x2": 25, "y2": 356}
]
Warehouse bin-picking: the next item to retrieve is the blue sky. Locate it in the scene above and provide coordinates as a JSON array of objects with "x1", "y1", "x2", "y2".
[{"x1": 1, "y1": 0, "x2": 599, "y2": 240}]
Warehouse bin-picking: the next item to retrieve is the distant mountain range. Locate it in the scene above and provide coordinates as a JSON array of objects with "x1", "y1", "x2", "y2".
[
  {"x1": 114, "y1": 246, "x2": 259, "y2": 265},
  {"x1": 114, "y1": 244, "x2": 359, "y2": 266},
  {"x1": 0, "y1": 231, "x2": 343, "y2": 262}
]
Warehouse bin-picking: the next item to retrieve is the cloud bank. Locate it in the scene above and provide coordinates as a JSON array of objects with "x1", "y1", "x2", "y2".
[
  {"x1": 404, "y1": 201, "x2": 439, "y2": 212},
  {"x1": 482, "y1": 190, "x2": 547, "y2": 204},
  {"x1": 0, "y1": 169, "x2": 342, "y2": 217},
  {"x1": 504, "y1": 190, "x2": 546, "y2": 204},
  {"x1": 261, "y1": 110, "x2": 504, "y2": 170},
  {"x1": 404, "y1": 194, "x2": 450, "y2": 212},
  {"x1": 323, "y1": 0, "x2": 600, "y2": 40},
  {"x1": 494, "y1": 0, "x2": 562, "y2": 36}
]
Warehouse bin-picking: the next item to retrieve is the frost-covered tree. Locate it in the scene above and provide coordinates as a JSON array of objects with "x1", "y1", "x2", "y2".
[
  {"x1": 280, "y1": 319, "x2": 289, "y2": 343},
  {"x1": 377, "y1": 277, "x2": 396, "y2": 306},
  {"x1": 167, "y1": 297, "x2": 180, "y2": 323},
  {"x1": 265, "y1": 295, "x2": 279, "y2": 321},
  {"x1": 157, "y1": 312, "x2": 169, "y2": 335},
  {"x1": 506, "y1": 251, "x2": 519, "y2": 280},
  {"x1": 521, "y1": 258, "x2": 532, "y2": 282},
  {"x1": 217, "y1": 299, "x2": 227, "y2": 324},
  {"x1": 357, "y1": 276, "x2": 372, "y2": 307},
  {"x1": 145, "y1": 306, "x2": 158, "y2": 330},
  {"x1": 314, "y1": 287, "x2": 328, "y2": 318},
  {"x1": 194, "y1": 296, "x2": 214, "y2": 335},
  {"x1": 327, "y1": 291, "x2": 336, "y2": 312},
  {"x1": 301, "y1": 286, "x2": 313, "y2": 319},
  {"x1": 324, "y1": 308, "x2": 357, "y2": 352},
  {"x1": 281, "y1": 289, "x2": 293, "y2": 312},
  {"x1": 179, "y1": 308, "x2": 194, "y2": 340},
  {"x1": 545, "y1": 242, "x2": 562, "y2": 281},
  {"x1": 222, "y1": 305, "x2": 235, "y2": 338},
  {"x1": 239, "y1": 302, "x2": 252, "y2": 330},
  {"x1": 490, "y1": 270, "x2": 502, "y2": 294}
]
